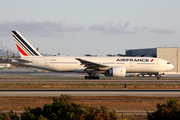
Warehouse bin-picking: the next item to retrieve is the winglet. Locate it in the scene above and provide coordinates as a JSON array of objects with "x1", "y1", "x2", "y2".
[{"x1": 11, "y1": 31, "x2": 41, "y2": 57}]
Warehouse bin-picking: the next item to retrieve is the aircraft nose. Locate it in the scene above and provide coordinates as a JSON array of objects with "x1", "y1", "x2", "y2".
[
  {"x1": 169, "y1": 64, "x2": 174, "y2": 70},
  {"x1": 167, "y1": 64, "x2": 174, "y2": 70}
]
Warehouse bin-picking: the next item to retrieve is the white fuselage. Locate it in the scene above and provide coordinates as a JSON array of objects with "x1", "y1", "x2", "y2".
[{"x1": 14, "y1": 56, "x2": 174, "y2": 73}]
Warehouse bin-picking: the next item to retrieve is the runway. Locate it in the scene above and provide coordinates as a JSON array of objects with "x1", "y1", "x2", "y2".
[
  {"x1": 0, "y1": 67, "x2": 180, "y2": 98},
  {"x1": 1, "y1": 79, "x2": 180, "y2": 83},
  {"x1": 1, "y1": 67, "x2": 180, "y2": 80},
  {"x1": 0, "y1": 89, "x2": 180, "y2": 97}
]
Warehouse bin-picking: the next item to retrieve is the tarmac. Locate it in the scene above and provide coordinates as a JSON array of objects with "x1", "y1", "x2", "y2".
[
  {"x1": 1, "y1": 67, "x2": 180, "y2": 79},
  {"x1": 0, "y1": 67, "x2": 180, "y2": 97},
  {"x1": 0, "y1": 89, "x2": 180, "y2": 97}
]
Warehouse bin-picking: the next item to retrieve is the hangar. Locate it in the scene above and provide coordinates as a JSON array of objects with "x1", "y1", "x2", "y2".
[{"x1": 126, "y1": 47, "x2": 180, "y2": 73}]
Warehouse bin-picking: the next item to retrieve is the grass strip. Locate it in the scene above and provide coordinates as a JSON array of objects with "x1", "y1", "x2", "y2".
[{"x1": 0, "y1": 83, "x2": 179, "y2": 89}]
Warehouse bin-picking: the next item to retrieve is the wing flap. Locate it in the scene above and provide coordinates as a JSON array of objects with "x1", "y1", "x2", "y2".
[{"x1": 76, "y1": 58, "x2": 109, "y2": 68}]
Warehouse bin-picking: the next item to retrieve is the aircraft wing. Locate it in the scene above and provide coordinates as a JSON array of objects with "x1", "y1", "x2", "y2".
[
  {"x1": 13, "y1": 58, "x2": 34, "y2": 63},
  {"x1": 75, "y1": 58, "x2": 109, "y2": 68}
]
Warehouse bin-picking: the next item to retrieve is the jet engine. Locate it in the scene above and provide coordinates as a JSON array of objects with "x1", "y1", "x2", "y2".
[{"x1": 105, "y1": 66, "x2": 126, "y2": 77}]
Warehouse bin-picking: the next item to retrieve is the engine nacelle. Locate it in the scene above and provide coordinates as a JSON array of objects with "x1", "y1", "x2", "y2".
[{"x1": 105, "y1": 66, "x2": 126, "y2": 77}]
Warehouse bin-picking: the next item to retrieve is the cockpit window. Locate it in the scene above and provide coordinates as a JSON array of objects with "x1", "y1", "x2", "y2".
[{"x1": 167, "y1": 62, "x2": 171, "y2": 64}]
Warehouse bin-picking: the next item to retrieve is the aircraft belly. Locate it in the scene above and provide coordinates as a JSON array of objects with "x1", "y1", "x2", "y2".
[
  {"x1": 126, "y1": 65, "x2": 161, "y2": 73},
  {"x1": 55, "y1": 64, "x2": 79, "y2": 71}
]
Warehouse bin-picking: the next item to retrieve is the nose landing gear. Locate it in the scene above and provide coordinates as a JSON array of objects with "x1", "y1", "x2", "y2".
[{"x1": 157, "y1": 75, "x2": 161, "y2": 80}]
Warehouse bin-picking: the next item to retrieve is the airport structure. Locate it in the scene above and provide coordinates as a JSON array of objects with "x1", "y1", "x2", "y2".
[{"x1": 126, "y1": 47, "x2": 180, "y2": 73}]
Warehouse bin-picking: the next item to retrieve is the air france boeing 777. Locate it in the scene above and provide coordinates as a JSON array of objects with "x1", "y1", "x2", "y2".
[{"x1": 11, "y1": 31, "x2": 174, "y2": 79}]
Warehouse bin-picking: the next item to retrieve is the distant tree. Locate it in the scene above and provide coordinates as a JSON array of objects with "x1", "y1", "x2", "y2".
[
  {"x1": 21, "y1": 94, "x2": 117, "y2": 120},
  {"x1": 0, "y1": 111, "x2": 19, "y2": 120},
  {"x1": 37, "y1": 115, "x2": 48, "y2": 120},
  {"x1": 117, "y1": 54, "x2": 125, "y2": 57},
  {"x1": 107, "y1": 54, "x2": 116, "y2": 57},
  {"x1": 147, "y1": 98, "x2": 180, "y2": 120},
  {"x1": 0, "y1": 113, "x2": 10, "y2": 120}
]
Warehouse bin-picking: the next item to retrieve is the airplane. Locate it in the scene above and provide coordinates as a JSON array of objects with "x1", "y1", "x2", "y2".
[{"x1": 11, "y1": 31, "x2": 174, "y2": 80}]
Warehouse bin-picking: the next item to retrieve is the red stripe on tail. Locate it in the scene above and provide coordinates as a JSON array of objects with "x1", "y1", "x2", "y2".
[{"x1": 16, "y1": 44, "x2": 29, "y2": 56}]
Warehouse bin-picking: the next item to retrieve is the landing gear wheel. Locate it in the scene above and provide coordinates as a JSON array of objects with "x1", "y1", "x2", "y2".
[
  {"x1": 84, "y1": 74, "x2": 100, "y2": 79},
  {"x1": 95, "y1": 76, "x2": 100, "y2": 79},
  {"x1": 91, "y1": 75, "x2": 95, "y2": 79},
  {"x1": 157, "y1": 75, "x2": 161, "y2": 80},
  {"x1": 85, "y1": 76, "x2": 88, "y2": 79},
  {"x1": 88, "y1": 76, "x2": 92, "y2": 79}
]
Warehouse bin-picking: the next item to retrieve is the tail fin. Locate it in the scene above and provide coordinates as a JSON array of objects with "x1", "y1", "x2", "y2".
[{"x1": 11, "y1": 31, "x2": 41, "y2": 57}]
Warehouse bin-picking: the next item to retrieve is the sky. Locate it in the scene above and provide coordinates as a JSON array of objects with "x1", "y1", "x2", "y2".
[{"x1": 0, "y1": 0, "x2": 180, "y2": 56}]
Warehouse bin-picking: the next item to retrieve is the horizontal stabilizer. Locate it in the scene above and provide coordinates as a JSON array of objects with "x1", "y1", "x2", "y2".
[{"x1": 13, "y1": 58, "x2": 34, "y2": 63}]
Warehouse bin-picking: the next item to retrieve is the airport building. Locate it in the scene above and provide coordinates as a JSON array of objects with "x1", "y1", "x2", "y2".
[{"x1": 126, "y1": 47, "x2": 180, "y2": 73}]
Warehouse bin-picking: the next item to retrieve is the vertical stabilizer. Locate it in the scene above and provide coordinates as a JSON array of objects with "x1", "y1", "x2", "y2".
[{"x1": 11, "y1": 31, "x2": 41, "y2": 57}]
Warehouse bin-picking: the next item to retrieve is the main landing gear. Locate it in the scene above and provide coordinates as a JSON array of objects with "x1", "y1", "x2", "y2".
[{"x1": 85, "y1": 74, "x2": 100, "y2": 79}]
